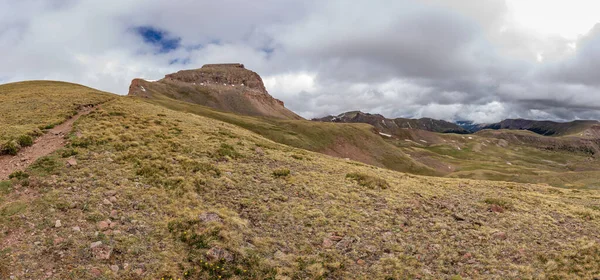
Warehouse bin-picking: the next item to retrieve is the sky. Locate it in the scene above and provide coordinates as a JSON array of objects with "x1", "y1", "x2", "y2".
[{"x1": 1, "y1": 0, "x2": 599, "y2": 123}]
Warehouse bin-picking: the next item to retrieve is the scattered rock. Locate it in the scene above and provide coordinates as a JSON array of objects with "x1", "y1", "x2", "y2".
[
  {"x1": 55, "y1": 220, "x2": 62, "y2": 228},
  {"x1": 104, "y1": 190, "x2": 117, "y2": 196},
  {"x1": 72, "y1": 226, "x2": 81, "y2": 232},
  {"x1": 110, "y1": 210, "x2": 118, "y2": 219},
  {"x1": 92, "y1": 244, "x2": 112, "y2": 260},
  {"x1": 489, "y1": 204, "x2": 505, "y2": 213},
  {"x1": 66, "y1": 158, "x2": 77, "y2": 167},
  {"x1": 90, "y1": 268, "x2": 102, "y2": 277},
  {"x1": 206, "y1": 247, "x2": 234, "y2": 262},
  {"x1": 134, "y1": 268, "x2": 143, "y2": 276},
  {"x1": 90, "y1": 241, "x2": 102, "y2": 249},
  {"x1": 97, "y1": 221, "x2": 109, "y2": 231},
  {"x1": 329, "y1": 235, "x2": 343, "y2": 242},
  {"x1": 53, "y1": 237, "x2": 64, "y2": 245},
  {"x1": 102, "y1": 198, "x2": 112, "y2": 205},
  {"x1": 34, "y1": 241, "x2": 41, "y2": 246},
  {"x1": 110, "y1": 265, "x2": 119, "y2": 273},
  {"x1": 357, "y1": 259, "x2": 366, "y2": 265},
  {"x1": 335, "y1": 236, "x2": 354, "y2": 251},
  {"x1": 199, "y1": 212, "x2": 223, "y2": 224},
  {"x1": 109, "y1": 196, "x2": 117, "y2": 203},
  {"x1": 462, "y1": 252, "x2": 472, "y2": 260},
  {"x1": 322, "y1": 238, "x2": 334, "y2": 248},
  {"x1": 493, "y1": 231, "x2": 507, "y2": 240},
  {"x1": 255, "y1": 147, "x2": 264, "y2": 156}
]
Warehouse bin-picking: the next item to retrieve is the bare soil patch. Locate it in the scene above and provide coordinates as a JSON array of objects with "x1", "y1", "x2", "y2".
[{"x1": 0, "y1": 105, "x2": 96, "y2": 180}]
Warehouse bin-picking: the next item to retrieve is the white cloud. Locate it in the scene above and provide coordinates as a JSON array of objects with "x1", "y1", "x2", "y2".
[{"x1": 1, "y1": 0, "x2": 600, "y2": 122}]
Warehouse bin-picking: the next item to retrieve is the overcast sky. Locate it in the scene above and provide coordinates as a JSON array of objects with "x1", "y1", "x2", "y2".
[{"x1": 1, "y1": 0, "x2": 600, "y2": 122}]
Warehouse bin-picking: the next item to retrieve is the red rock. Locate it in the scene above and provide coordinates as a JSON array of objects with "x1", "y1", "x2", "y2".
[
  {"x1": 134, "y1": 268, "x2": 143, "y2": 276},
  {"x1": 66, "y1": 158, "x2": 77, "y2": 167},
  {"x1": 206, "y1": 247, "x2": 234, "y2": 262},
  {"x1": 493, "y1": 231, "x2": 507, "y2": 240},
  {"x1": 90, "y1": 267, "x2": 102, "y2": 277},
  {"x1": 92, "y1": 244, "x2": 112, "y2": 260},
  {"x1": 329, "y1": 235, "x2": 343, "y2": 242},
  {"x1": 53, "y1": 237, "x2": 64, "y2": 245},
  {"x1": 490, "y1": 204, "x2": 505, "y2": 213},
  {"x1": 199, "y1": 212, "x2": 223, "y2": 223},
  {"x1": 357, "y1": 259, "x2": 366, "y2": 265},
  {"x1": 322, "y1": 238, "x2": 334, "y2": 248},
  {"x1": 97, "y1": 221, "x2": 109, "y2": 231}
]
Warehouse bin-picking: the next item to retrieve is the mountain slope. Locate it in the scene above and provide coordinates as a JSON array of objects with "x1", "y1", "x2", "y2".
[
  {"x1": 478, "y1": 119, "x2": 600, "y2": 137},
  {"x1": 136, "y1": 93, "x2": 437, "y2": 176},
  {"x1": 128, "y1": 63, "x2": 302, "y2": 120},
  {"x1": 2, "y1": 83, "x2": 600, "y2": 278},
  {"x1": 315, "y1": 111, "x2": 469, "y2": 134},
  {"x1": 0, "y1": 81, "x2": 115, "y2": 155}
]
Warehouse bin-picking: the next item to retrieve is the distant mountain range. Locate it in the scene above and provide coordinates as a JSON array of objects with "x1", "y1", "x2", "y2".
[
  {"x1": 317, "y1": 112, "x2": 600, "y2": 138},
  {"x1": 314, "y1": 111, "x2": 470, "y2": 134}
]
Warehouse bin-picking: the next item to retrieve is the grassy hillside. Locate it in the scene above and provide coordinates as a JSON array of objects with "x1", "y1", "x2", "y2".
[
  {"x1": 138, "y1": 93, "x2": 437, "y2": 176},
  {"x1": 0, "y1": 81, "x2": 115, "y2": 155},
  {"x1": 2, "y1": 94, "x2": 600, "y2": 279}
]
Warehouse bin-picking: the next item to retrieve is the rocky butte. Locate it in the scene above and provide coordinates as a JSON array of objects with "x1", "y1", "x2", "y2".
[{"x1": 128, "y1": 63, "x2": 302, "y2": 120}]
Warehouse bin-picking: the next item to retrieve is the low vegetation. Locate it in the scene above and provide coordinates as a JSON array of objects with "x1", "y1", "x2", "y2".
[
  {"x1": 0, "y1": 80, "x2": 113, "y2": 154},
  {"x1": 346, "y1": 172, "x2": 390, "y2": 189},
  {"x1": 1, "y1": 81, "x2": 600, "y2": 279}
]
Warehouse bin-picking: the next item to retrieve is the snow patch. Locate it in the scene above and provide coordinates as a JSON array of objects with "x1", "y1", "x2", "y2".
[
  {"x1": 379, "y1": 132, "x2": 392, "y2": 138},
  {"x1": 140, "y1": 86, "x2": 146, "y2": 92}
]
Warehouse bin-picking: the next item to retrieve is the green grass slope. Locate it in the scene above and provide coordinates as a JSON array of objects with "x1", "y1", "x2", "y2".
[
  {"x1": 135, "y1": 92, "x2": 437, "y2": 176},
  {"x1": 1, "y1": 82, "x2": 600, "y2": 278},
  {"x1": 0, "y1": 81, "x2": 115, "y2": 155}
]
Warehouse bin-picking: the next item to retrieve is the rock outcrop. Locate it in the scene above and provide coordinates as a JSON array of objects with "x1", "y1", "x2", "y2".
[{"x1": 128, "y1": 64, "x2": 302, "y2": 120}]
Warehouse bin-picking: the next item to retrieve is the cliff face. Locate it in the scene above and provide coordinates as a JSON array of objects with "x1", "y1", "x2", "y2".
[{"x1": 128, "y1": 64, "x2": 302, "y2": 120}]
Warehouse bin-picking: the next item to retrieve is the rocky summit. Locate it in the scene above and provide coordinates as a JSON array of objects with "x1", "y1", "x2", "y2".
[{"x1": 128, "y1": 63, "x2": 302, "y2": 120}]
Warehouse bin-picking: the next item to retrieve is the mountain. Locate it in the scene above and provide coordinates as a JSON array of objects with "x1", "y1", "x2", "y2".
[
  {"x1": 455, "y1": 120, "x2": 487, "y2": 133},
  {"x1": 128, "y1": 63, "x2": 302, "y2": 120},
  {"x1": 314, "y1": 111, "x2": 470, "y2": 134},
  {"x1": 3, "y1": 80, "x2": 600, "y2": 279},
  {"x1": 480, "y1": 118, "x2": 600, "y2": 137}
]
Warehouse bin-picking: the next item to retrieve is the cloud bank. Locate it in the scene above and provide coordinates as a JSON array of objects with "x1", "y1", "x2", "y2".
[{"x1": 1, "y1": 0, "x2": 599, "y2": 123}]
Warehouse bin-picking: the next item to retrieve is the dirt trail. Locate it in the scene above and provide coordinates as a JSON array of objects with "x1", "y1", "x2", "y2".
[{"x1": 0, "y1": 105, "x2": 97, "y2": 180}]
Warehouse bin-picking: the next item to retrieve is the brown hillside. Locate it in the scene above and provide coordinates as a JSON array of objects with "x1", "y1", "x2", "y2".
[{"x1": 128, "y1": 64, "x2": 302, "y2": 120}]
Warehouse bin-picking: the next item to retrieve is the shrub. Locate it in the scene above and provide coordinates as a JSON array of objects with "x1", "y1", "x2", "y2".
[
  {"x1": 216, "y1": 144, "x2": 242, "y2": 159},
  {"x1": 61, "y1": 148, "x2": 78, "y2": 158},
  {"x1": 291, "y1": 154, "x2": 303, "y2": 160},
  {"x1": 346, "y1": 172, "x2": 390, "y2": 189},
  {"x1": 30, "y1": 156, "x2": 59, "y2": 174},
  {"x1": 17, "y1": 135, "x2": 33, "y2": 147},
  {"x1": 8, "y1": 171, "x2": 29, "y2": 180},
  {"x1": 272, "y1": 168, "x2": 291, "y2": 178},
  {"x1": 1, "y1": 140, "x2": 20, "y2": 155},
  {"x1": 483, "y1": 198, "x2": 511, "y2": 208}
]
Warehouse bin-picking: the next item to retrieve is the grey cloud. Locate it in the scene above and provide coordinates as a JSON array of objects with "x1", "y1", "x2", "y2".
[{"x1": 1, "y1": 0, "x2": 600, "y2": 123}]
